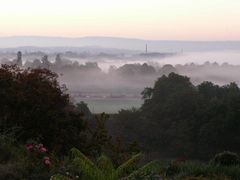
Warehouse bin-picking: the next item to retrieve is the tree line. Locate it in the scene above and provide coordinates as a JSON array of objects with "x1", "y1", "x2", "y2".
[{"x1": 112, "y1": 73, "x2": 240, "y2": 159}]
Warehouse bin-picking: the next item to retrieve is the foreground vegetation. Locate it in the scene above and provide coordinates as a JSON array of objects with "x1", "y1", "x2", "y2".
[
  {"x1": 0, "y1": 64, "x2": 240, "y2": 179},
  {"x1": 0, "y1": 135, "x2": 240, "y2": 179}
]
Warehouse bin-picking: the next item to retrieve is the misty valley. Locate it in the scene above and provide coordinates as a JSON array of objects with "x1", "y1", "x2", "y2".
[
  {"x1": 2, "y1": 50, "x2": 240, "y2": 113},
  {"x1": 2, "y1": 0, "x2": 240, "y2": 178},
  {"x1": 1, "y1": 45, "x2": 240, "y2": 179}
]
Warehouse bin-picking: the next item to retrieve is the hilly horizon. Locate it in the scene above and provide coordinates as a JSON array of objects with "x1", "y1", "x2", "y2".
[{"x1": 1, "y1": 36, "x2": 240, "y2": 52}]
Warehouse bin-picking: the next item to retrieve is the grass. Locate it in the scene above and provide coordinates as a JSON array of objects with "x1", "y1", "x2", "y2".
[
  {"x1": 120, "y1": 159, "x2": 240, "y2": 179},
  {"x1": 162, "y1": 161, "x2": 240, "y2": 180}
]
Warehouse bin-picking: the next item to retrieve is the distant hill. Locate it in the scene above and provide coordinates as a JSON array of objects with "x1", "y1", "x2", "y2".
[
  {"x1": 1, "y1": 36, "x2": 240, "y2": 52},
  {"x1": 0, "y1": 46, "x2": 140, "y2": 54}
]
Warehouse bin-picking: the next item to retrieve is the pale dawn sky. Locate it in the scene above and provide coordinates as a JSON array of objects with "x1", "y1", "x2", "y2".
[{"x1": 0, "y1": 0, "x2": 239, "y2": 40}]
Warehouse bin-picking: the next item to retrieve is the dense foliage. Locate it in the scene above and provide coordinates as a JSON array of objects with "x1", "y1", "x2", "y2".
[
  {"x1": 113, "y1": 73, "x2": 240, "y2": 159},
  {"x1": 0, "y1": 65, "x2": 87, "y2": 153},
  {"x1": 1, "y1": 64, "x2": 240, "y2": 179}
]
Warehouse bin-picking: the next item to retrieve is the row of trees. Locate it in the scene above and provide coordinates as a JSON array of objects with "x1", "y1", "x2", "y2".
[
  {"x1": 113, "y1": 73, "x2": 240, "y2": 159},
  {"x1": 2, "y1": 51, "x2": 177, "y2": 76}
]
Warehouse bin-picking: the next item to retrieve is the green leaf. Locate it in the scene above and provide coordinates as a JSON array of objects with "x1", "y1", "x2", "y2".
[{"x1": 116, "y1": 153, "x2": 143, "y2": 177}]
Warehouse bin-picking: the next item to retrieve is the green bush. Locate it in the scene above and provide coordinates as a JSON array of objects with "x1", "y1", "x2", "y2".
[
  {"x1": 171, "y1": 161, "x2": 240, "y2": 180},
  {"x1": 165, "y1": 162, "x2": 181, "y2": 177},
  {"x1": 211, "y1": 151, "x2": 240, "y2": 166}
]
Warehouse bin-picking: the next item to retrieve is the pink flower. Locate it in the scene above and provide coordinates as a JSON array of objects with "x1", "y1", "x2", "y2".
[
  {"x1": 35, "y1": 143, "x2": 48, "y2": 152},
  {"x1": 44, "y1": 159, "x2": 51, "y2": 166},
  {"x1": 39, "y1": 147, "x2": 48, "y2": 153},
  {"x1": 38, "y1": 143, "x2": 43, "y2": 147},
  {"x1": 43, "y1": 156, "x2": 51, "y2": 166},
  {"x1": 36, "y1": 143, "x2": 43, "y2": 149},
  {"x1": 26, "y1": 144, "x2": 34, "y2": 151}
]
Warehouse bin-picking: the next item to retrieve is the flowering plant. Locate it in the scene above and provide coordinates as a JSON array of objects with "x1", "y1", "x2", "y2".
[{"x1": 25, "y1": 143, "x2": 51, "y2": 167}]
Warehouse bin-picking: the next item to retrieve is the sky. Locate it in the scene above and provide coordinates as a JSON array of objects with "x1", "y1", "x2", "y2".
[{"x1": 0, "y1": 0, "x2": 240, "y2": 40}]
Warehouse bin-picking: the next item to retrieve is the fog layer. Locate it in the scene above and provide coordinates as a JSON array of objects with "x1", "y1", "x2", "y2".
[{"x1": 2, "y1": 50, "x2": 240, "y2": 112}]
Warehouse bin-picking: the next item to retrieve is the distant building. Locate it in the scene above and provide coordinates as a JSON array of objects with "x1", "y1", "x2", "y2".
[
  {"x1": 17, "y1": 51, "x2": 22, "y2": 66},
  {"x1": 55, "y1": 54, "x2": 63, "y2": 68},
  {"x1": 12, "y1": 51, "x2": 23, "y2": 66},
  {"x1": 41, "y1": 55, "x2": 51, "y2": 69}
]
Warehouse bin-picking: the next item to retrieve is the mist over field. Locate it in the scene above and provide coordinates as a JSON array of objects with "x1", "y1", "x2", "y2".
[{"x1": 1, "y1": 39, "x2": 240, "y2": 113}]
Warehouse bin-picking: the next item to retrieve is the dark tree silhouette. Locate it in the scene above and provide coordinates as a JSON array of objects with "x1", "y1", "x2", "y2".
[{"x1": 0, "y1": 65, "x2": 86, "y2": 153}]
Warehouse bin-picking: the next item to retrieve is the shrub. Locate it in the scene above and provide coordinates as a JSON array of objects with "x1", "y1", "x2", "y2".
[
  {"x1": 0, "y1": 132, "x2": 25, "y2": 163},
  {"x1": 0, "y1": 163, "x2": 25, "y2": 180},
  {"x1": 171, "y1": 161, "x2": 240, "y2": 179},
  {"x1": 165, "y1": 162, "x2": 181, "y2": 177},
  {"x1": 211, "y1": 151, "x2": 240, "y2": 166}
]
